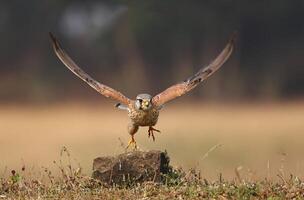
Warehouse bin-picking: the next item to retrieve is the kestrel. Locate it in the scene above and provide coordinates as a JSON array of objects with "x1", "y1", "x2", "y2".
[{"x1": 49, "y1": 32, "x2": 235, "y2": 149}]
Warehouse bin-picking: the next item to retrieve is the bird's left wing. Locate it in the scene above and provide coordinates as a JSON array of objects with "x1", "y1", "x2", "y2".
[
  {"x1": 152, "y1": 33, "x2": 236, "y2": 107},
  {"x1": 49, "y1": 33, "x2": 132, "y2": 105}
]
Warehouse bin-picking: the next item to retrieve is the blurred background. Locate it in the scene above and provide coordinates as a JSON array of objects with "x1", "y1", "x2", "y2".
[{"x1": 0, "y1": 0, "x2": 303, "y2": 180}]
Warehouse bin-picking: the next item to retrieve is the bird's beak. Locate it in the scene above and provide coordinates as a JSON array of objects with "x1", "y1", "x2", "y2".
[{"x1": 142, "y1": 100, "x2": 150, "y2": 108}]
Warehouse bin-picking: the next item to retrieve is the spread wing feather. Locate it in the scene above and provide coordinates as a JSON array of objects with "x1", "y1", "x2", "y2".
[
  {"x1": 49, "y1": 33, "x2": 132, "y2": 105},
  {"x1": 152, "y1": 33, "x2": 236, "y2": 107}
]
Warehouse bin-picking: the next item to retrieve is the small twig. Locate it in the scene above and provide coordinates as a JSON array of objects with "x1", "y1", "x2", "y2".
[
  {"x1": 234, "y1": 166, "x2": 243, "y2": 183},
  {"x1": 109, "y1": 167, "x2": 113, "y2": 185},
  {"x1": 118, "y1": 137, "x2": 126, "y2": 149},
  {"x1": 277, "y1": 173, "x2": 288, "y2": 185},
  {"x1": 201, "y1": 143, "x2": 223, "y2": 161},
  {"x1": 219, "y1": 172, "x2": 223, "y2": 183},
  {"x1": 267, "y1": 160, "x2": 270, "y2": 181},
  {"x1": 152, "y1": 170, "x2": 157, "y2": 182}
]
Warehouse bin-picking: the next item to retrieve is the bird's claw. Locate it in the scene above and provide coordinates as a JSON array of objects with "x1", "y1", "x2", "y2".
[
  {"x1": 126, "y1": 138, "x2": 137, "y2": 150},
  {"x1": 148, "y1": 127, "x2": 161, "y2": 141}
]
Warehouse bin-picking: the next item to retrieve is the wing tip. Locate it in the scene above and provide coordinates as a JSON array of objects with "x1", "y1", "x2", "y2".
[
  {"x1": 229, "y1": 31, "x2": 238, "y2": 46},
  {"x1": 49, "y1": 32, "x2": 60, "y2": 51}
]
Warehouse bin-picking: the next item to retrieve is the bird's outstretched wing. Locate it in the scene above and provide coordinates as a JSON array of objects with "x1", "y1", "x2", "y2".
[
  {"x1": 49, "y1": 33, "x2": 132, "y2": 105},
  {"x1": 152, "y1": 33, "x2": 236, "y2": 107}
]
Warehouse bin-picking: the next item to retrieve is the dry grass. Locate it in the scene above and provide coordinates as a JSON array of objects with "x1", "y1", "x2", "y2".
[
  {"x1": 0, "y1": 101, "x2": 304, "y2": 181},
  {"x1": 0, "y1": 151, "x2": 303, "y2": 199}
]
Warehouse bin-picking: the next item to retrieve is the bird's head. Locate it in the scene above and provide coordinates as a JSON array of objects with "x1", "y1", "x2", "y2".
[{"x1": 135, "y1": 94, "x2": 153, "y2": 111}]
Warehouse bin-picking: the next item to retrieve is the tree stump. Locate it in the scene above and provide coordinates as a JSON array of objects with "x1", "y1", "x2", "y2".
[{"x1": 92, "y1": 150, "x2": 170, "y2": 185}]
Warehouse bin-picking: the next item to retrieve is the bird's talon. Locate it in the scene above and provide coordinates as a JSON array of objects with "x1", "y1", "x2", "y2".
[
  {"x1": 148, "y1": 127, "x2": 160, "y2": 141},
  {"x1": 126, "y1": 138, "x2": 137, "y2": 150}
]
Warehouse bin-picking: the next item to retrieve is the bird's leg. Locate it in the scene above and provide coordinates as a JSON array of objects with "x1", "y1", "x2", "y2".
[
  {"x1": 126, "y1": 123, "x2": 139, "y2": 150},
  {"x1": 126, "y1": 135, "x2": 137, "y2": 149},
  {"x1": 148, "y1": 126, "x2": 161, "y2": 141}
]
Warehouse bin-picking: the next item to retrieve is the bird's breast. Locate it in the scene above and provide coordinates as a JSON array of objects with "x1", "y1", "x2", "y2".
[{"x1": 128, "y1": 106, "x2": 159, "y2": 126}]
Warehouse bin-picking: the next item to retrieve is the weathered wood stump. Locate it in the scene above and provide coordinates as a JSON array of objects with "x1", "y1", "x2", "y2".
[{"x1": 92, "y1": 150, "x2": 170, "y2": 185}]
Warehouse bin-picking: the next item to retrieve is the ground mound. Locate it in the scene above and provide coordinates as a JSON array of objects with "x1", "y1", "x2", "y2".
[{"x1": 92, "y1": 150, "x2": 170, "y2": 185}]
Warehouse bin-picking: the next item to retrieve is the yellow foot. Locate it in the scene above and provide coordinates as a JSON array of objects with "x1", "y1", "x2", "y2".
[
  {"x1": 126, "y1": 138, "x2": 137, "y2": 150},
  {"x1": 148, "y1": 127, "x2": 161, "y2": 141}
]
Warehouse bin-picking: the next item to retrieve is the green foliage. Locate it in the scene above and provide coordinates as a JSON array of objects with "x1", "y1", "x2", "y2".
[
  {"x1": 10, "y1": 171, "x2": 21, "y2": 184},
  {"x1": 162, "y1": 168, "x2": 184, "y2": 186}
]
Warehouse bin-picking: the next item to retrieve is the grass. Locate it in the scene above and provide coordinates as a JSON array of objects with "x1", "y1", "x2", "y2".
[{"x1": 1, "y1": 151, "x2": 303, "y2": 199}]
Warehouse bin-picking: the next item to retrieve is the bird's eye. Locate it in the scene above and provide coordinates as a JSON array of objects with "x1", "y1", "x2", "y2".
[{"x1": 137, "y1": 99, "x2": 142, "y2": 103}]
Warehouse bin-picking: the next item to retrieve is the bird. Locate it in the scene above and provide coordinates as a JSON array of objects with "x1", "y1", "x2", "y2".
[{"x1": 49, "y1": 32, "x2": 235, "y2": 149}]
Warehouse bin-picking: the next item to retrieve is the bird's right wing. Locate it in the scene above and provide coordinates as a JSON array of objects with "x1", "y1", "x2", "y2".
[
  {"x1": 49, "y1": 33, "x2": 132, "y2": 105},
  {"x1": 152, "y1": 33, "x2": 236, "y2": 107}
]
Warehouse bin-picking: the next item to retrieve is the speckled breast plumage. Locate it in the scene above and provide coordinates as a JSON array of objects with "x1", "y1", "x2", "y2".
[{"x1": 128, "y1": 104, "x2": 159, "y2": 127}]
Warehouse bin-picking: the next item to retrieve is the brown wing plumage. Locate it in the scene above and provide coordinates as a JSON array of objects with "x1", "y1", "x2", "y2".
[
  {"x1": 152, "y1": 33, "x2": 236, "y2": 107},
  {"x1": 49, "y1": 33, "x2": 132, "y2": 105}
]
